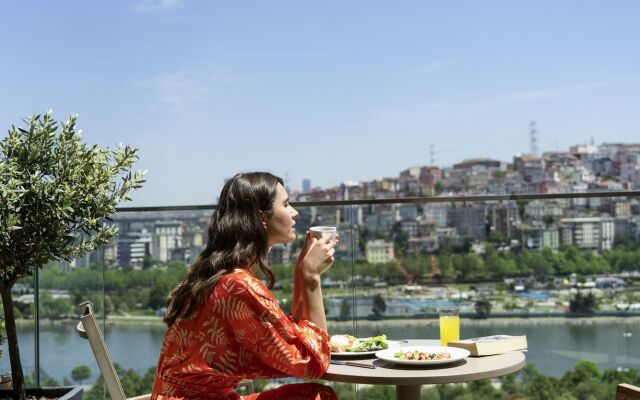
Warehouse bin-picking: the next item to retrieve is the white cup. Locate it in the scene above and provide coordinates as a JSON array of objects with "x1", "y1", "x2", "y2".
[{"x1": 309, "y1": 226, "x2": 337, "y2": 240}]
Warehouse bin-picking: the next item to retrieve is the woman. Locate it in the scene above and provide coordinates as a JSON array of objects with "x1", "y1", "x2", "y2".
[{"x1": 151, "y1": 172, "x2": 338, "y2": 400}]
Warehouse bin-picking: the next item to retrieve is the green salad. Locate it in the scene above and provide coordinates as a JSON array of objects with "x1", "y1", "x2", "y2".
[{"x1": 346, "y1": 335, "x2": 389, "y2": 352}]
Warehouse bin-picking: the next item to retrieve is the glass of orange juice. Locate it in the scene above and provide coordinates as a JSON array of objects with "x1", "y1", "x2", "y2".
[{"x1": 438, "y1": 306, "x2": 460, "y2": 346}]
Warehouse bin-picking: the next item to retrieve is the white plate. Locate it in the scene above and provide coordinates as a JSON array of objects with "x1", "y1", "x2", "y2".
[
  {"x1": 375, "y1": 345, "x2": 470, "y2": 365},
  {"x1": 331, "y1": 340, "x2": 401, "y2": 358}
]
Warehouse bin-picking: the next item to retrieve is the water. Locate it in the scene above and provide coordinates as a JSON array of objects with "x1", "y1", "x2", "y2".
[{"x1": 1, "y1": 319, "x2": 638, "y2": 384}]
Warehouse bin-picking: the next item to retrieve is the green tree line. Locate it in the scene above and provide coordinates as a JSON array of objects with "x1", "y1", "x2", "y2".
[
  {"x1": 5, "y1": 241, "x2": 639, "y2": 320},
  {"x1": 399, "y1": 243, "x2": 640, "y2": 283}
]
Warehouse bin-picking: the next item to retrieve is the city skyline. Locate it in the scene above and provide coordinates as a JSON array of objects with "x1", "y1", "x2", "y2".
[{"x1": 1, "y1": 1, "x2": 639, "y2": 206}]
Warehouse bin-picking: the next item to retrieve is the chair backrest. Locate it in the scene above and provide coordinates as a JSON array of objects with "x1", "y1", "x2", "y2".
[
  {"x1": 77, "y1": 301, "x2": 151, "y2": 400},
  {"x1": 77, "y1": 300, "x2": 250, "y2": 399},
  {"x1": 617, "y1": 383, "x2": 640, "y2": 400}
]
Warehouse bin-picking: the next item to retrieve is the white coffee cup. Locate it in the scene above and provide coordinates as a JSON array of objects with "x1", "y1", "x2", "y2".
[{"x1": 309, "y1": 226, "x2": 337, "y2": 240}]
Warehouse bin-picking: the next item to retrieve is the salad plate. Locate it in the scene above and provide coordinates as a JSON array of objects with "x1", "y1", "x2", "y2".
[{"x1": 330, "y1": 335, "x2": 400, "y2": 358}]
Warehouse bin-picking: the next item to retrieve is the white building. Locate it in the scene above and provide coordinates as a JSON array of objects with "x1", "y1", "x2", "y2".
[
  {"x1": 560, "y1": 217, "x2": 615, "y2": 251},
  {"x1": 365, "y1": 240, "x2": 395, "y2": 264},
  {"x1": 153, "y1": 221, "x2": 183, "y2": 262}
]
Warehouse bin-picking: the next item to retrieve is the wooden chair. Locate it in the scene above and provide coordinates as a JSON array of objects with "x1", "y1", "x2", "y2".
[
  {"x1": 616, "y1": 383, "x2": 640, "y2": 400},
  {"x1": 77, "y1": 301, "x2": 151, "y2": 400},
  {"x1": 77, "y1": 301, "x2": 254, "y2": 399}
]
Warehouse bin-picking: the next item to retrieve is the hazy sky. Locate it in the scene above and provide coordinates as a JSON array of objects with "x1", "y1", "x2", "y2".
[{"x1": 1, "y1": 1, "x2": 639, "y2": 206}]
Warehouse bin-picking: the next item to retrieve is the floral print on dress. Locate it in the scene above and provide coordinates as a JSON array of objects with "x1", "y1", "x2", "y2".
[{"x1": 151, "y1": 269, "x2": 336, "y2": 400}]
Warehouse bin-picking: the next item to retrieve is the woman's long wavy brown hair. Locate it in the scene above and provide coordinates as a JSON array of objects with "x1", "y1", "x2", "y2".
[{"x1": 163, "y1": 172, "x2": 283, "y2": 327}]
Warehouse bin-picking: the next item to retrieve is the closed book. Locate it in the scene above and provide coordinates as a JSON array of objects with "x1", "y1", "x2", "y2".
[{"x1": 447, "y1": 335, "x2": 527, "y2": 356}]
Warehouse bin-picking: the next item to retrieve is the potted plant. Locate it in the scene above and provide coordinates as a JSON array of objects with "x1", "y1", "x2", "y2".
[{"x1": 0, "y1": 111, "x2": 145, "y2": 400}]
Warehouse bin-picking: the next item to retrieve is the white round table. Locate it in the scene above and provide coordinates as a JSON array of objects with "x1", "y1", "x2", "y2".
[{"x1": 322, "y1": 339, "x2": 526, "y2": 400}]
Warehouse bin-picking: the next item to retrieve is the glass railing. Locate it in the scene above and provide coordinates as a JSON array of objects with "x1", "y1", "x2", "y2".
[{"x1": 2, "y1": 191, "x2": 639, "y2": 399}]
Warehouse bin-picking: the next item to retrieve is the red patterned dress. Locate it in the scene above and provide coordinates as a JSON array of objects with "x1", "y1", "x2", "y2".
[{"x1": 151, "y1": 269, "x2": 336, "y2": 400}]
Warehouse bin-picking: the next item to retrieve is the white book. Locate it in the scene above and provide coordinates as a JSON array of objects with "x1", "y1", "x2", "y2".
[{"x1": 447, "y1": 335, "x2": 528, "y2": 356}]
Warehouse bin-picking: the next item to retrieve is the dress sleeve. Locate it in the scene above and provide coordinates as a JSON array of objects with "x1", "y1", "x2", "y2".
[{"x1": 221, "y1": 274, "x2": 330, "y2": 380}]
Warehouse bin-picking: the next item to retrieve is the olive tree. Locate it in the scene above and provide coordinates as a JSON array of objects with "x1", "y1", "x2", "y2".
[{"x1": 0, "y1": 111, "x2": 145, "y2": 399}]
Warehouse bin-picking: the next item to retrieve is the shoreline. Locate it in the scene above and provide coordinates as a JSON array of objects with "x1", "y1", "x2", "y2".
[
  {"x1": 328, "y1": 315, "x2": 640, "y2": 328},
  {"x1": 17, "y1": 314, "x2": 640, "y2": 328}
]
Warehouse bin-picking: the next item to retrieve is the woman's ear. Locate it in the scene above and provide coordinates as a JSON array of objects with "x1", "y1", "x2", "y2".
[{"x1": 259, "y1": 211, "x2": 269, "y2": 230}]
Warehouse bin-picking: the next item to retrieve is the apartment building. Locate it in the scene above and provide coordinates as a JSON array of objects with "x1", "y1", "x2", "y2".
[
  {"x1": 513, "y1": 155, "x2": 545, "y2": 183},
  {"x1": 423, "y1": 203, "x2": 449, "y2": 227},
  {"x1": 489, "y1": 202, "x2": 520, "y2": 239},
  {"x1": 560, "y1": 217, "x2": 615, "y2": 251},
  {"x1": 366, "y1": 239, "x2": 395, "y2": 264},
  {"x1": 525, "y1": 200, "x2": 565, "y2": 219},
  {"x1": 117, "y1": 230, "x2": 152, "y2": 267},
  {"x1": 153, "y1": 221, "x2": 183, "y2": 262},
  {"x1": 519, "y1": 225, "x2": 560, "y2": 250},
  {"x1": 448, "y1": 205, "x2": 486, "y2": 240}
]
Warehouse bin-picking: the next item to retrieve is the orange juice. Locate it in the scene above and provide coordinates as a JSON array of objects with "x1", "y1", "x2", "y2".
[{"x1": 439, "y1": 315, "x2": 460, "y2": 346}]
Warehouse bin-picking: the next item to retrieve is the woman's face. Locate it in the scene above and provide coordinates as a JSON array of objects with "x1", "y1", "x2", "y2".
[{"x1": 264, "y1": 183, "x2": 298, "y2": 246}]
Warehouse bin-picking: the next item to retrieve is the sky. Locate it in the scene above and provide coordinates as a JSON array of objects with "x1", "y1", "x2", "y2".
[{"x1": 1, "y1": 1, "x2": 639, "y2": 206}]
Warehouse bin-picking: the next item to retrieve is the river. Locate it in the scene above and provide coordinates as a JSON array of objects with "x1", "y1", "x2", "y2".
[{"x1": 1, "y1": 318, "x2": 638, "y2": 384}]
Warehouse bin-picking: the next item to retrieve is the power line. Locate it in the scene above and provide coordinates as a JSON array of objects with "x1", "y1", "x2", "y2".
[
  {"x1": 529, "y1": 121, "x2": 538, "y2": 156},
  {"x1": 430, "y1": 143, "x2": 436, "y2": 166}
]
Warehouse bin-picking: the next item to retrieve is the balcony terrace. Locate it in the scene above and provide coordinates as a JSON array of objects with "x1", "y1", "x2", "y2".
[{"x1": 2, "y1": 191, "x2": 640, "y2": 399}]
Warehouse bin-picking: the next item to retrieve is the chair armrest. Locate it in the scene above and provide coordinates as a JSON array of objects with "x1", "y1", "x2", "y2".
[
  {"x1": 76, "y1": 320, "x2": 88, "y2": 339},
  {"x1": 617, "y1": 383, "x2": 640, "y2": 400},
  {"x1": 127, "y1": 395, "x2": 152, "y2": 400}
]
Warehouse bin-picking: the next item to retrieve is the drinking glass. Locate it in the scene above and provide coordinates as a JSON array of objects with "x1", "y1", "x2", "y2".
[
  {"x1": 438, "y1": 306, "x2": 460, "y2": 346},
  {"x1": 309, "y1": 226, "x2": 337, "y2": 240}
]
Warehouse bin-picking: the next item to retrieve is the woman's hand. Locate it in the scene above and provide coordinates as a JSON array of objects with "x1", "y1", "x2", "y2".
[
  {"x1": 292, "y1": 231, "x2": 338, "y2": 330},
  {"x1": 297, "y1": 231, "x2": 338, "y2": 282}
]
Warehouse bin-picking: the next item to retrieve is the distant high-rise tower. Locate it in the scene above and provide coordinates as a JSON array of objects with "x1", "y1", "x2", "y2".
[
  {"x1": 302, "y1": 179, "x2": 311, "y2": 193},
  {"x1": 529, "y1": 121, "x2": 538, "y2": 156}
]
